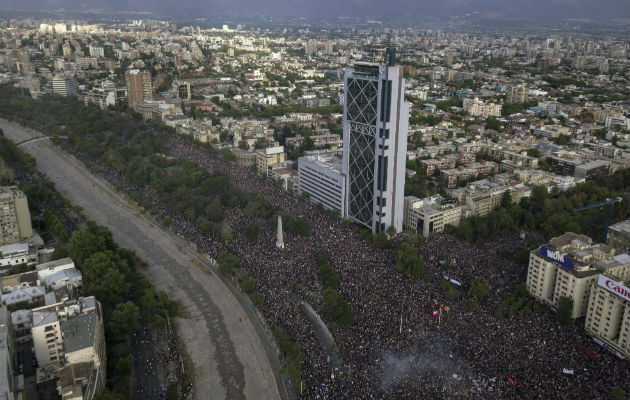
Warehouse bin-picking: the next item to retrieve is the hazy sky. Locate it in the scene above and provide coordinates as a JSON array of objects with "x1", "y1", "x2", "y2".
[{"x1": 2, "y1": 0, "x2": 629, "y2": 23}]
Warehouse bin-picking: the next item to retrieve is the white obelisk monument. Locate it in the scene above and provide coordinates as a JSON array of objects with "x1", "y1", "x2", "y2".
[{"x1": 276, "y1": 215, "x2": 285, "y2": 249}]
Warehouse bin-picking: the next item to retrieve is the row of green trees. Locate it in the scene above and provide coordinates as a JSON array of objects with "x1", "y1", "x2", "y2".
[
  {"x1": 56, "y1": 222, "x2": 179, "y2": 396},
  {"x1": 0, "y1": 85, "x2": 312, "y2": 245},
  {"x1": 43, "y1": 209, "x2": 70, "y2": 242},
  {"x1": 315, "y1": 252, "x2": 354, "y2": 328}
]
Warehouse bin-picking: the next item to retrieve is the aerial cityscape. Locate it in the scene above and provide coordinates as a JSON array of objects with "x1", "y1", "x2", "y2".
[{"x1": 0, "y1": 1, "x2": 629, "y2": 399}]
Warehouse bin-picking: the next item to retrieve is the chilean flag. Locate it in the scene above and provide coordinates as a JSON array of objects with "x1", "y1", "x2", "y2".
[
  {"x1": 433, "y1": 300, "x2": 440, "y2": 307},
  {"x1": 432, "y1": 310, "x2": 440, "y2": 317}
]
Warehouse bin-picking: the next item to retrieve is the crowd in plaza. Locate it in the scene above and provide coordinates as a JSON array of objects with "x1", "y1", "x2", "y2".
[{"x1": 85, "y1": 134, "x2": 629, "y2": 399}]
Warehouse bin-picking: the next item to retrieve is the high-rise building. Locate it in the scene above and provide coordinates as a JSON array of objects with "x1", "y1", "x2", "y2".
[
  {"x1": 125, "y1": 69, "x2": 153, "y2": 105},
  {"x1": 0, "y1": 186, "x2": 33, "y2": 245},
  {"x1": 52, "y1": 75, "x2": 78, "y2": 96},
  {"x1": 585, "y1": 273, "x2": 630, "y2": 359},
  {"x1": 527, "y1": 232, "x2": 630, "y2": 319},
  {"x1": 341, "y1": 48, "x2": 409, "y2": 234}
]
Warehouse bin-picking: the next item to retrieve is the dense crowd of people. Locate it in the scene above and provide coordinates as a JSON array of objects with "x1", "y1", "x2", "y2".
[
  {"x1": 131, "y1": 322, "x2": 191, "y2": 400},
  {"x1": 83, "y1": 134, "x2": 629, "y2": 399}
]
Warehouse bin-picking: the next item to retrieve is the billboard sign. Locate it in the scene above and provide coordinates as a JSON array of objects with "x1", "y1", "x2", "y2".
[
  {"x1": 598, "y1": 274, "x2": 630, "y2": 303},
  {"x1": 540, "y1": 246, "x2": 573, "y2": 270}
]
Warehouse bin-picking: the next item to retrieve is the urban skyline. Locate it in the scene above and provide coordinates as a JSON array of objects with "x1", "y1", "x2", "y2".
[{"x1": 0, "y1": 7, "x2": 629, "y2": 400}]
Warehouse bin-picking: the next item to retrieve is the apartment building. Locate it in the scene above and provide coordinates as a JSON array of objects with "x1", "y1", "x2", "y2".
[
  {"x1": 450, "y1": 180, "x2": 529, "y2": 217},
  {"x1": 585, "y1": 273, "x2": 630, "y2": 359},
  {"x1": 0, "y1": 186, "x2": 33, "y2": 246},
  {"x1": 125, "y1": 69, "x2": 153, "y2": 105},
  {"x1": 255, "y1": 146, "x2": 286, "y2": 176},
  {"x1": 506, "y1": 83, "x2": 529, "y2": 104},
  {"x1": 527, "y1": 232, "x2": 630, "y2": 319},
  {"x1": 462, "y1": 97, "x2": 502, "y2": 117},
  {"x1": 31, "y1": 297, "x2": 106, "y2": 398}
]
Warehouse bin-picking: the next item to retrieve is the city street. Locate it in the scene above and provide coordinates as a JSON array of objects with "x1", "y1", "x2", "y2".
[{"x1": 1, "y1": 120, "x2": 281, "y2": 400}]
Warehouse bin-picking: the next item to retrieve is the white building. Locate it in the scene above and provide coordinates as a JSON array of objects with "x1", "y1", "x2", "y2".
[
  {"x1": 36, "y1": 258, "x2": 75, "y2": 281},
  {"x1": 298, "y1": 154, "x2": 345, "y2": 218},
  {"x1": 0, "y1": 243, "x2": 36, "y2": 268},
  {"x1": 605, "y1": 116, "x2": 630, "y2": 130},
  {"x1": 342, "y1": 48, "x2": 409, "y2": 233},
  {"x1": 52, "y1": 75, "x2": 78, "y2": 96}
]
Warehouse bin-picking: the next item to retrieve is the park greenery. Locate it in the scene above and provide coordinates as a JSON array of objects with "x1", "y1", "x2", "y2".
[
  {"x1": 43, "y1": 208, "x2": 70, "y2": 242},
  {"x1": 273, "y1": 323, "x2": 305, "y2": 392},
  {"x1": 494, "y1": 283, "x2": 542, "y2": 320},
  {"x1": 439, "y1": 280, "x2": 459, "y2": 301},
  {"x1": 65, "y1": 222, "x2": 179, "y2": 393},
  {"x1": 218, "y1": 250, "x2": 241, "y2": 275},
  {"x1": 395, "y1": 242, "x2": 425, "y2": 277},
  {"x1": 314, "y1": 252, "x2": 353, "y2": 328},
  {"x1": 316, "y1": 251, "x2": 340, "y2": 289},
  {"x1": 469, "y1": 277, "x2": 490, "y2": 299},
  {"x1": 320, "y1": 288, "x2": 354, "y2": 328},
  {"x1": 447, "y1": 168, "x2": 630, "y2": 247}
]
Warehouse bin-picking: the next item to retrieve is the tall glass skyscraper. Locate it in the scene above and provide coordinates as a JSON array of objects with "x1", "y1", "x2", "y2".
[{"x1": 342, "y1": 49, "x2": 409, "y2": 234}]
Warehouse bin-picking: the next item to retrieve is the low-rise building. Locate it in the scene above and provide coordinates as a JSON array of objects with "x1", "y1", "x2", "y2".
[
  {"x1": 608, "y1": 219, "x2": 630, "y2": 254},
  {"x1": 574, "y1": 160, "x2": 610, "y2": 181},
  {"x1": 255, "y1": 146, "x2": 286, "y2": 176},
  {"x1": 36, "y1": 258, "x2": 75, "y2": 281},
  {"x1": 298, "y1": 154, "x2": 345, "y2": 217},
  {"x1": 403, "y1": 196, "x2": 462, "y2": 237},
  {"x1": 451, "y1": 180, "x2": 530, "y2": 217},
  {"x1": 0, "y1": 243, "x2": 37, "y2": 269},
  {"x1": 441, "y1": 160, "x2": 499, "y2": 189},
  {"x1": 268, "y1": 164, "x2": 298, "y2": 193},
  {"x1": 232, "y1": 149, "x2": 256, "y2": 168}
]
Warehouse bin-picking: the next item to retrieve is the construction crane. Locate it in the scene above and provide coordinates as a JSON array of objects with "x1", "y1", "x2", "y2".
[{"x1": 575, "y1": 197, "x2": 622, "y2": 244}]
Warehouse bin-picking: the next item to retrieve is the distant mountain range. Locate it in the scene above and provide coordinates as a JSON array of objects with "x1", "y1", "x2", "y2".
[{"x1": 1, "y1": 0, "x2": 628, "y2": 23}]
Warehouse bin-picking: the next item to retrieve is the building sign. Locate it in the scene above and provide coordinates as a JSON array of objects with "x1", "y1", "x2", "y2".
[
  {"x1": 598, "y1": 274, "x2": 630, "y2": 303},
  {"x1": 540, "y1": 246, "x2": 573, "y2": 270}
]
